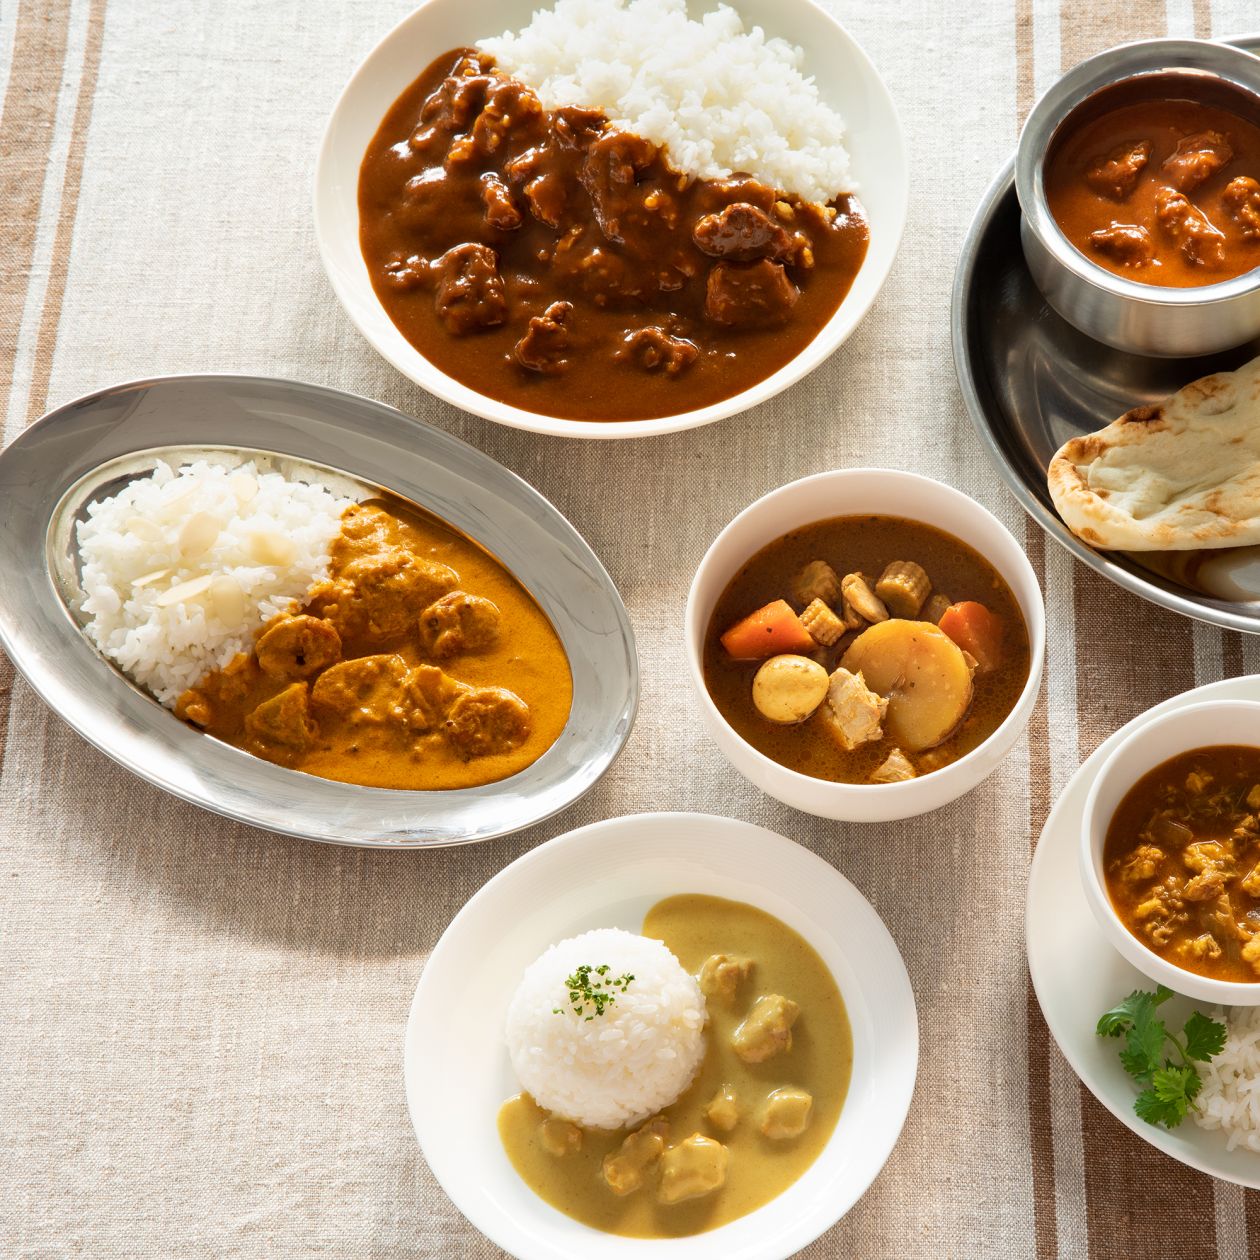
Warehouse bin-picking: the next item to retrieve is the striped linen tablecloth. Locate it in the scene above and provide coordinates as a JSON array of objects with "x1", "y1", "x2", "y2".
[{"x1": 3, "y1": 0, "x2": 1260, "y2": 1256}]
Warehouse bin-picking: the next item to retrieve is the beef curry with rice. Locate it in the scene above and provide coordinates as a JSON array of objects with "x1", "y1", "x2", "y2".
[
  {"x1": 703, "y1": 516, "x2": 1031, "y2": 784},
  {"x1": 175, "y1": 497, "x2": 571, "y2": 790},
  {"x1": 358, "y1": 49, "x2": 868, "y2": 422},
  {"x1": 497, "y1": 894, "x2": 851, "y2": 1238},
  {"x1": 1105, "y1": 745, "x2": 1260, "y2": 984}
]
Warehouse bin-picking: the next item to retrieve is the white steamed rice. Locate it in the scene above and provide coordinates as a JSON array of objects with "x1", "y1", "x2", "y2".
[
  {"x1": 75, "y1": 458, "x2": 352, "y2": 707},
  {"x1": 505, "y1": 927, "x2": 707, "y2": 1129},
  {"x1": 480, "y1": 0, "x2": 853, "y2": 205},
  {"x1": 1195, "y1": 1006, "x2": 1260, "y2": 1152}
]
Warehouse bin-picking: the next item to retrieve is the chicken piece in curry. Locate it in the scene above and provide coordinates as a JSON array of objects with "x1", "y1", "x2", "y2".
[
  {"x1": 496, "y1": 895, "x2": 851, "y2": 1238},
  {"x1": 1104, "y1": 745, "x2": 1260, "y2": 983},
  {"x1": 174, "y1": 499, "x2": 571, "y2": 790},
  {"x1": 358, "y1": 49, "x2": 868, "y2": 422},
  {"x1": 702, "y1": 516, "x2": 1031, "y2": 784}
]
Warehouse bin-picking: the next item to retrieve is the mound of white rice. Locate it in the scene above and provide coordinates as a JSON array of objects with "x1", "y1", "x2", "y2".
[
  {"x1": 1195, "y1": 1006, "x2": 1260, "y2": 1151},
  {"x1": 480, "y1": 0, "x2": 852, "y2": 205},
  {"x1": 75, "y1": 458, "x2": 352, "y2": 706},
  {"x1": 506, "y1": 927, "x2": 707, "y2": 1129}
]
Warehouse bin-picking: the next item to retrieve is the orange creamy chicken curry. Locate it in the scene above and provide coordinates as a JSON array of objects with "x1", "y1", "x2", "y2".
[
  {"x1": 174, "y1": 499, "x2": 571, "y2": 789},
  {"x1": 358, "y1": 49, "x2": 868, "y2": 421},
  {"x1": 703, "y1": 517, "x2": 1031, "y2": 784},
  {"x1": 1105, "y1": 745, "x2": 1260, "y2": 984},
  {"x1": 1045, "y1": 75, "x2": 1260, "y2": 286}
]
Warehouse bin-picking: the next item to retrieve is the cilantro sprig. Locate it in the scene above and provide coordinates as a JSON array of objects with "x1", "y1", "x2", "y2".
[
  {"x1": 1096, "y1": 985, "x2": 1227, "y2": 1129},
  {"x1": 552, "y1": 964, "x2": 635, "y2": 1022}
]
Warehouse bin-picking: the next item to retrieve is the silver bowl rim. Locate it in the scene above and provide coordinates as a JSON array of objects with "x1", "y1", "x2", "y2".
[
  {"x1": 0, "y1": 372, "x2": 640, "y2": 847},
  {"x1": 1015, "y1": 36, "x2": 1260, "y2": 308}
]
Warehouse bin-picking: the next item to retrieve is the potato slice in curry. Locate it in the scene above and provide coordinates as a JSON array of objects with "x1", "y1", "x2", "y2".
[{"x1": 840, "y1": 620, "x2": 973, "y2": 752}]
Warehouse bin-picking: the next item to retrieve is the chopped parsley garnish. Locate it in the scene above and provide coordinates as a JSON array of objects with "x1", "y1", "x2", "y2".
[
  {"x1": 1096, "y1": 985, "x2": 1227, "y2": 1129},
  {"x1": 553, "y1": 964, "x2": 635, "y2": 1021}
]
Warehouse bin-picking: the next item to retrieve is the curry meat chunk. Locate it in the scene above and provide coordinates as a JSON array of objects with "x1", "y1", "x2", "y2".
[
  {"x1": 602, "y1": 1117, "x2": 668, "y2": 1196},
  {"x1": 1084, "y1": 139, "x2": 1152, "y2": 200},
  {"x1": 443, "y1": 686, "x2": 531, "y2": 757},
  {"x1": 1130, "y1": 875, "x2": 1188, "y2": 948},
  {"x1": 431, "y1": 242, "x2": 509, "y2": 334},
  {"x1": 818, "y1": 667, "x2": 887, "y2": 752},
  {"x1": 697, "y1": 953, "x2": 754, "y2": 1003},
  {"x1": 1161, "y1": 130, "x2": 1234, "y2": 193},
  {"x1": 704, "y1": 260, "x2": 798, "y2": 328},
  {"x1": 840, "y1": 572, "x2": 889, "y2": 623},
  {"x1": 244, "y1": 681, "x2": 317, "y2": 764},
  {"x1": 1224, "y1": 176, "x2": 1260, "y2": 241},
  {"x1": 514, "y1": 300, "x2": 574, "y2": 375},
  {"x1": 870, "y1": 747, "x2": 917, "y2": 784},
  {"x1": 760, "y1": 1086, "x2": 814, "y2": 1140},
  {"x1": 418, "y1": 591, "x2": 502, "y2": 659},
  {"x1": 614, "y1": 326, "x2": 699, "y2": 376},
  {"x1": 402, "y1": 663, "x2": 468, "y2": 733},
  {"x1": 1242, "y1": 935, "x2": 1260, "y2": 977},
  {"x1": 732, "y1": 993, "x2": 800, "y2": 1064},
  {"x1": 1154, "y1": 187, "x2": 1226, "y2": 269},
  {"x1": 1088, "y1": 221, "x2": 1154, "y2": 267},
  {"x1": 312, "y1": 550, "x2": 458, "y2": 643},
  {"x1": 1115, "y1": 843, "x2": 1165, "y2": 884},
  {"x1": 1178, "y1": 933, "x2": 1223, "y2": 964},
  {"x1": 539, "y1": 1117, "x2": 582, "y2": 1156},
  {"x1": 480, "y1": 172, "x2": 522, "y2": 232},
  {"x1": 255, "y1": 614, "x2": 342, "y2": 681},
  {"x1": 579, "y1": 128, "x2": 658, "y2": 246},
  {"x1": 657, "y1": 1134, "x2": 729, "y2": 1205},
  {"x1": 692, "y1": 202, "x2": 793, "y2": 262},
  {"x1": 310, "y1": 654, "x2": 409, "y2": 727},
  {"x1": 704, "y1": 1085, "x2": 740, "y2": 1134}
]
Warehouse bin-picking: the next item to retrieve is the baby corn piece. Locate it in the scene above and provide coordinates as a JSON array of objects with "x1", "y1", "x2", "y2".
[{"x1": 875, "y1": 561, "x2": 930, "y2": 617}]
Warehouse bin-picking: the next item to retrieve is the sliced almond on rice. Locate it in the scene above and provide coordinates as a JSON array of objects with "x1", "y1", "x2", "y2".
[
  {"x1": 209, "y1": 574, "x2": 246, "y2": 623},
  {"x1": 131, "y1": 567, "x2": 171, "y2": 589},
  {"x1": 154, "y1": 574, "x2": 213, "y2": 607},
  {"x1": 248, "y1": 529, "x2": 295, "y2": 567},
  {"x1": 230, "y1": 473, "x2": 259, "y2": 503},
  {"x1": 178, "y1": 511, "x2": 222, "y2": 559}
]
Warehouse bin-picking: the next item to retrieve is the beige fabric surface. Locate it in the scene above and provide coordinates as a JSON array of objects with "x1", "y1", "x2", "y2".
[{"x1": 3, "y1": 0, "x2": 1260, "y2": 1256}]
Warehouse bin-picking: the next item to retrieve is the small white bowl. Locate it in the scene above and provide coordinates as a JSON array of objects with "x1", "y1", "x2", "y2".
[
  {"x1": 314, "y1": 0, "x2": 907, "y2": 439},
  {"x1": 1080, "y1": 700, "x2": 1260, "y2": 1006},
  {"x1": 684, "y1": 468, "x2": 1046, "y2": 822}
]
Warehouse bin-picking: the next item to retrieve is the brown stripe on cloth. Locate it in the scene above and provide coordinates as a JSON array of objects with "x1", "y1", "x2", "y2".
[
  {"x1": 1059, "y1": 0, "x2": 1166, "y2": 66},
  {"x1": 1014, "y1": 0, "x2": 1034, "y2": 127},
  {"x1": 1021, "y1": 524, "x2": 1058, "y2": 1260},
  {"x1": 0, "y1": 0, "x2": 74, "y2": 775},
  {"x1": 1192, "y1": 0, "x2": 1211, "y2": 40},
  {"x1": 1072, "y1": 569, "x2": 1215, "y2": 1259},
  {"x1": 1223, "y1": 632, "x2": 1245, "y2": 679}
]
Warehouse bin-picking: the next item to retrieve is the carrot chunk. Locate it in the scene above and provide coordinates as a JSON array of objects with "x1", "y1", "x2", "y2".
[
  {"x1": 938, "y1": 601, "x2": 1003, "y2": 673},
  {"x1": 720, "y1": 599, "x2": 816, "y2": 660}
]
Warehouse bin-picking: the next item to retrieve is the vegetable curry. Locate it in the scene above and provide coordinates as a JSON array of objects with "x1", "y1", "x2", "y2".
[
  {"x1": 703, "y1": 516, "x2": 1030, "y2": 784},
  {"x1": 175, "y1": 497, "x2": 571, "y2": 790},
  {"x1": 358, "y1": 49, "x2": 868, "y2": 422},
  {"x1": 1104, "y1": 745, "x2": 1260, "y2": 983},
  {"x1": 497, "y1": 895, "x2": 851, "y2": 1237}
]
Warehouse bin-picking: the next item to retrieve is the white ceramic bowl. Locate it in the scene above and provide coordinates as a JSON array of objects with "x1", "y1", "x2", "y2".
[
  {"x1": 1080, "y1": 700, "x2": 1260, "y2": 1006},
  {"x1": 314, "y1": 0, "x2": 907, "y2": 438},
  {"x1": 685, "y1": 468, "x2": 1047, "y2": 822},
  {"x1": 404, "y1": 812, "x2": 918, "y2": 1260}
]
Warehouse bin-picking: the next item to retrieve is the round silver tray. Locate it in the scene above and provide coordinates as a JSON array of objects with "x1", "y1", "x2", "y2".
[
  {"x1": 952, "y1": 34, "x2": 1260, "y2": 636},
  {"x1": 0, "y1": 375, "x2": 638, "y2": 847}
]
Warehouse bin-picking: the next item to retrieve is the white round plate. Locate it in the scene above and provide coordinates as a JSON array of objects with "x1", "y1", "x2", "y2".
[
  {"x1": 403, "y1": 812, "x2": 918, "y2": 1258},
  {"x1": 315, "y1": 0, "x2": 908, "y2": 438},
  {"x1": 1028, "y1": 674, "x2": 1260, "y2": 1187}
]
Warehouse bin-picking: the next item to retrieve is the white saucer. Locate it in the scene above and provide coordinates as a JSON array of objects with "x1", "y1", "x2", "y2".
[
  {"x1": 1027, "y1": 675, "x2": 1260, "y2": 1187},
  {"x1": 403, "y1": 812, "x2": 918, "y2": 1259}
]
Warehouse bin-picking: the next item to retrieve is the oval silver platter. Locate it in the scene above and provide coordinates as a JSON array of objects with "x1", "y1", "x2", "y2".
[
  {"x1": 0, "y1": 375, "x2": 638, "y2": 847},
  {"x1": 952, "y1": 33, "x2": 1260, "y2": 636}
]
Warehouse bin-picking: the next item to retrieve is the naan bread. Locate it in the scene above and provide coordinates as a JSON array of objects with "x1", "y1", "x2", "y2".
[{"x1": 1047, "y1": 356, "x2": 1260, "y2": 551}]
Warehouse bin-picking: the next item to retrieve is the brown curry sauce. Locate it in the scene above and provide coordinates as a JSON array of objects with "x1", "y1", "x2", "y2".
[{"x1": 358, "y1": 48, "x2": 868, "y2": 421}]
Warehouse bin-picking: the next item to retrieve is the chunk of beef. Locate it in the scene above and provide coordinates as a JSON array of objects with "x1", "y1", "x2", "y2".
[
  {"x1": 580, "y1": 129, "x2": 657, "y2": 244},
  {"x1": 1161, "y1": 130, "x2": 1234, "y2": 192},
  {"x1": 480, "y1": 173, "x2": 521, "y2": 231},
  {"x1": 1088, "y1": 221, "x2": 1154, "y2": 266},
  {"x1": 1224, "y1": 175, "x2": 1260, "y2": 240},
  {"x1": 381, "y1": 253, "x2": 428, "y2": 292},
  {"x1": 615, "y1": 326, "x2": 698, "y2": 375},
  {"x1": 256, "y1": 615, "x2": 342, "y2": 681},
  {"x1": 697, "y1": 174, "x2": 777, "y2": 214},
  {"x1": 552, "y1": 104, "x2": 606, "y2": 148},
  {"x1": 514, "y1": 300, "x2": 574, "y2": 374},
  {"x1": 409, "y1": 59, "x2": 494, "y2": 153},
  {"x1": 314, "y1": 550, "x2": 458, "y2": 643},
  {"x1": 418, "y1": 591, "x2": 502, "y2": 658},
  {"x1": 693, "y1": 202, "x2": 793, "y2": 261},
  {"x1": 401, "y1": 663, "x2": 468, "y2": 732},
  {"x1": 447, "y1": 79, "x2": 544, "y2": 166},
  {"x1": 432, "y1": 243, "x2": 508, "y2": 335},
  {"x1": 443, "y1": 686, "x2": 531, "y2": 757},
  {"x1": 397, "y1": 167, "x2": 465, "y2": 236},
  {"x1": 1084, "y1": 140, "x2": 1152, "y2": 200},
  {"x1": 310, "y1": 654, "x2": 408, "y2": 726},
  {"x1": 1154, "y1": 187, "x2": 1226, "y2": 269},
  {"x1": 504, "y1": 144, "x2": 568, "y2": 226},
  {"x1": 704, "y1": 259, "x2": 799, "y2": 327},
  {"x1": 244, "y1": 682, "x2": 317, "y2": 763}
]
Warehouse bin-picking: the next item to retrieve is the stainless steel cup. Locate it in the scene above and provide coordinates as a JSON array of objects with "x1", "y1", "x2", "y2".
[{"x1": 1016, "y1": 38, "x2": 1260, "y2": 358}]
